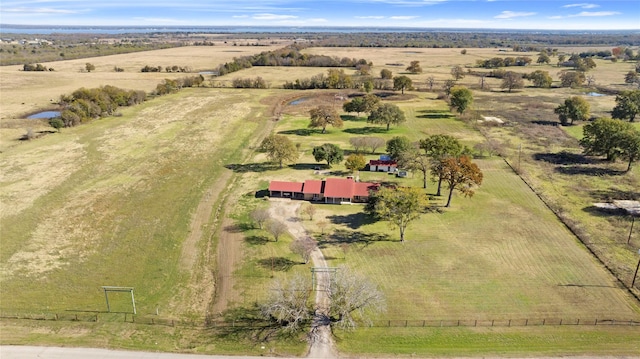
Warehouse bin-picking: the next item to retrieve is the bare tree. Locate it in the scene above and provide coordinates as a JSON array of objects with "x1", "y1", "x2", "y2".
[
  {"x1": 249, "y1": 208, "x2": 270, "y2": 229},
  {"x1": 301, "y1": 204, "x2": 317, "y2": 220},
  {"x1": 266, "y1": 220, "x2": 288, "y2": 242},
  {"x1": 290, "y1": 237, "x2": 317, "y2": 264},
  {"x1": 261, "y1": 274, "x2": 311, "y2": 333},
  {"x1": 426, "y1": 76, "x2": 436, "y2": 91},
  {"x1": 326, "y1": 267, "x2": 386, "y2": 330},
  {"x1": 317, "y1": 220, "x2": 329, "y2": 235},
  {"x1": 364, "y1": 136, "x2": 386, "y2": 154}
]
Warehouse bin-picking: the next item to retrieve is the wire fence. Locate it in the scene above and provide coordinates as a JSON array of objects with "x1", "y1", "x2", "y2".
[{"x1": 2, "y1": 311, "x2": 639, "y2": 329}]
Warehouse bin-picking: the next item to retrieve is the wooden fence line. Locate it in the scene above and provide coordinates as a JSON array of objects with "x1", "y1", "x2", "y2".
[{"x1": 2, "y1": 312, "x2": 639, "y2": 329}]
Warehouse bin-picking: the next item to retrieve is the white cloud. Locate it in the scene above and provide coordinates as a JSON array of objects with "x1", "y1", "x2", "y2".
[
  {"x1": 569, "y1": 11, "x2": 620, "y2": 17},
  {"x1": 495, "y1": 11, "x2": 536, "y2": 19},
  {"x1": 562, "y1": 3, "x2": 600, "y2": 9},
  {"x1": 1, "y1": 7, "x2": 80, "y2": 14},
  {"x1": 390, "y1": 15, "x2": 419, "y2": 20},
  {"x1": 232, "y1": 15, "x2": 249, "y2": 18},
  {"x1": 252, "y1": 13, "x2": 298, "y2": 20},
  {"x1": 355, "y1": 16, "x2": 386, "y2": 19}
]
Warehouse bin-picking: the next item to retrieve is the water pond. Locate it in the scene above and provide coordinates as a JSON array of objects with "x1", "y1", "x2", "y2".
[{"x1": 27, "y1": 111, "x2": 60, "y2": 119}]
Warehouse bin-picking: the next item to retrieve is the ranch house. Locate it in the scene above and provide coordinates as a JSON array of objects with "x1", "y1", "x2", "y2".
[
  {"x1": 369, "y1": 159, "x2": 397, "y2": 172},
  {"x1": 268, "y1": 177, "x2": 378, "y2": 204}
]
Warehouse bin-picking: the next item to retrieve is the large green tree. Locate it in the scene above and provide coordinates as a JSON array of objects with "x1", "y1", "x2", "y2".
[
  {"x1": 501, "y1": 71, "x2": 525, "y2": 92},
  {"x1": 527, "y1": 70, "x2": 553, "y2": 88},
  {"x1": 309, "y1": 105, "x2": 343, "y2": 133},
  {"x1": 440, "y1": 156, "x2": 483, "y2": 208},
  {"x1": 420, "y1": 134, "x2": 466, "y2": 196},
  {"x1": 580, "y1": 117, "x2": 640, "y2": 169},
  {"x1": 386, "y1": 136, "x2": 413, "y2": 161},
  {"x1": 449, "y1": 86, "x2": 473, "y2": 114},
  {"x1": 612, "y1": 90, "x2": 640, "y2": 122},
  {"x1": 367, "y1": 103, "x2": 406, "y2": 130},
  {"x1": 260, "y1": 134, "x2": 299, "y2": 168},
  {"x1": 393, "y1": 76, "x2": 412, "y2": 94},
  {"x1": 554, "y1": 96, "x2": 590, "y2": 125},
  {"x1": 406, "y1": 61, "x2": 422, "y2": 74},
  {"x1": 366, "y1": 186, "x2": 428, "y2": 242},
  {"x1": 313, "y1": 143, "x2": 344, "y2": 167}
]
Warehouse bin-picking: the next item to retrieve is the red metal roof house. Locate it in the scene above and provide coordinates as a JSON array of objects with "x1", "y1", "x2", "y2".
[{"x1": 268, "y1": 178, "x2": 378, "y2": 204}]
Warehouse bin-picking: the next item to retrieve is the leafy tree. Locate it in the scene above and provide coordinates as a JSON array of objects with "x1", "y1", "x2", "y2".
[
  {"x1": 500, "y1": 71, "x2": 524, "y2": 92},
  {"x1": 366, "y1": 186, "x2": 428, "y2": 242},
  {"x1": 449, "y1": 86, "x2": 473, "y2": 114},
  {"x1": 260, "y1": 134, "x2": 299, "y2": 168},
  {"x1": 625, "y1": 71, "x2": 640, "y2": 87},
  {"x1": 420, "y1": 134, "x2": 465, "y2": 196},
  {"x1": 580, "y1": 117, "x2": 640, "y2": 166},
  {"x1": 48, "y1": 117, "x2": 64, "y2": 132},
  {"x1": 386, "y1": 136, "x2": 412, "y2": 161},
  {"x1": 345, "y1": 153, "x2": 367, "y2": 173},
  {"x1": 367, "y1": 103, "x2": 406, "y2": 130},
  {"x1": 440, "y1": 156, "x2": 483, "y2": 208},
  {"x1": 612, "y1": 90, "x2": 640, "y2": 122},
  {"x1": 406, "y1": 61, "x2": 422, "y2": 74},
  {"x1": 527, "y1": 70, "x2": 553, "y2": 88},
  {"x1": 85, "y1": 63, "x2": 95, "y2": 72},
  {"x1": 363, "y1": 79, "x2": 374, "y2": 93},
  {"x1": 537, "y1": 52, "x2": 551, "y2": 64},
  {"x1": 554, "y1": 96, "x2": 590, "y2": 125},
  {"x1": 313, "y1": 143, "x2": 344, "y2": 168},
  {"x1": 362, "y1": 93, "x2": 381, "y2": 113},
  {"x1": 343, "y1": 97, "x2": 366, "y2": 116},
  {"x1": 380, "y1": 69, "x2": 393, "y2": 79},
  {"x1": 451, "y1": 65, "x2": 465, "y2": 80},
  {"x1": 309, "y1": 105, "x2": 343, "y2": 133},
  {"x1": 393, "y1": 76, "x2": 412, "y2": 94},
  {"x1": 250, "y1": 208, "x2": 270, "y2": 229},
  {"x1": 560, "y1": 71, "x2": 586, "y2": 88},
  {"x1": 290, "y1": 237, "x2": 316, "y2": 264},
  {"x1": 619, "y1": 130, "x2": 640, "y2": 171}
]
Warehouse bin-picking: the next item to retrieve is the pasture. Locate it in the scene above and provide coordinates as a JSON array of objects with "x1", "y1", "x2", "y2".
[{"x1": 1, "y1": 43, "x2": 640, "y2": 355}]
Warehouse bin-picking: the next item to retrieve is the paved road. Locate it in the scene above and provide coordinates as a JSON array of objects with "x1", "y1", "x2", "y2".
[{"x1": 0, "y1": 346, "x2": 282, "y2": 359}]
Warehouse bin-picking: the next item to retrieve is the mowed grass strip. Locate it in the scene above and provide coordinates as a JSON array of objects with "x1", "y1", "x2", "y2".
[
  {"x1": 0, "y1": 88, "x2": 268, "y2": 316},
  {"x1": 331, "y1": 158, "x2": 639, "y2": 322}
]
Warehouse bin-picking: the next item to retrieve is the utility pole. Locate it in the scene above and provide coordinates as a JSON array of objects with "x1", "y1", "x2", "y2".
[
  {"x1": 628, "y1": 216, "x2": 636, "y2": 245},
  {"x1": 632, "y1": 249, "x2": 640, "y2": 288}
]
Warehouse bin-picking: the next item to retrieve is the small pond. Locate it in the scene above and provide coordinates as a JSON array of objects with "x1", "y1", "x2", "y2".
[
  {"x1": 289, "y1": 98, "x2": 307, "y2": 105},
  {"x1": 27, "y1": 111, "x2": 60, "y2": 119},
  {"x1": 587, "y1": 92, "x2": 605, "y2": 97}
]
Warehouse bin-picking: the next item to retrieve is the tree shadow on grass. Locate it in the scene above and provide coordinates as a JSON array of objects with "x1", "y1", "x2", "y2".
[
  {"x1": 326, "y1": 212, "x2": 375, "y2": 229},
  {"x1": 533, "y1": 151, "x2": 599, "y2": 165},
  {"x1": 225, "y1": 162, "x2": 273, "y2": 173},
  {"x1": 245, "y1": 235, "x2": 270, "y2": 246},
  {"x1": 343, "y1": 127, "x2": 388, "y2": 135},
  {"x1": 341, "y1": 115, "x2": 366, "y2": 122},
  {"x1": 582, "y1": 205, "x2": 627, "y2": 218},
  {"x1": 257, "y1": 257, "x2": 299, "y2": 271},
  {"x1": 416, "y1": 109, "x2": 454, "y2": 119},
  {"x1": 210, "y1": 304, "x2": 301, "y2": 344},
  {"x1": 317, "y1": 229, "x2": 393, "y2": 248},
  {"x1": 555, "y1": 166, "x2": 626, "y2": 176},
  {"x1": 277, "y1": 128, "x2": 319, "y2": 136},
  {"x1": 590, "y1": 188, "x2": 640, "y2": 202}
]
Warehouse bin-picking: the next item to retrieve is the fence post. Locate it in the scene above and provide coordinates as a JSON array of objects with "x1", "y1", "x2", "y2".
[
  {"x1": 422, "y1": 320, "x2": 425, "y2": 327},
  {"x1": 55, "y1": 314, "x2": 58, "y2": 321},
  {"x1": 576, "y1": 319, "x2": 580, "y2": 325},
  {"x1": 525, "y1": 319, "x2": 528, "y2": 326},
  {"x1": 474, "y1": 320, "x2": 477, "y2": 327},
  {"x1": 508, "y1": 319, "x2": 511, "y2": 327},
  {"x1": 491, "y1": 320, "x2": 494, "y2": 327},
  {"x1": 405, "y1": 320, "x2": 408, "y2": 327},
  {"x1": 152, "y1": 318, "x2": 154, "y2": 325},
  {"x1": 95, "y1": 314, "x2": 98, "y2": 322},
  {"x1": 542, "y1": 318, "x2": 546, "y2": 325},
  {"x1": 595, "y1": 319, "x2": 598, "y2": 325},
  {"x1": 559, "y1": 319, "x2": 562, "y2": 325}
]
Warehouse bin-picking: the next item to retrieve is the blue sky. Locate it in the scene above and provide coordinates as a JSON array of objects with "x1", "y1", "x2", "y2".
[{"x1": 1, "y1": 0, "x2": 638, "y2": 30}]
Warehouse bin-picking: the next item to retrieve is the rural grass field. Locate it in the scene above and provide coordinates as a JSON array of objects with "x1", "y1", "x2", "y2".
[{"x1": 1, "y1": 44, "x2": 640, "y2": 355}]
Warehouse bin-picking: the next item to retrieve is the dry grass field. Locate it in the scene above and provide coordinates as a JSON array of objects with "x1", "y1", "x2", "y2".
[{"x1": 1, "y1": 43, "x2": 640, "y2": 355}]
